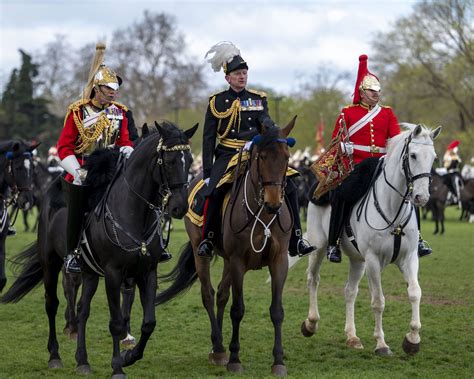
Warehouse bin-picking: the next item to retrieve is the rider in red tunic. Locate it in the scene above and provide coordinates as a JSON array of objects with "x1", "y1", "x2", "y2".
[
  {"x1": 326, "y1": 54, "x2": 432, "y2": 263},
  {"x1": 57, "y1": 43, "x2": 136, "y2": 273}
]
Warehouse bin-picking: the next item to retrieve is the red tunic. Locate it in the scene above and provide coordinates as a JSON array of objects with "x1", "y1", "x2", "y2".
[
  {"x1": 332, "y1": 103, "x2": 400, "y2": 165},
  {"x1": 57, "y1": 99, "x2": 133, "y2": 181}
]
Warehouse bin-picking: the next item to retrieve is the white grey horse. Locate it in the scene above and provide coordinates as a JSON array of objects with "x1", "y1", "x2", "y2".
[{"x1": 301, "y1": 124, "x2": 441, "y2": 356}]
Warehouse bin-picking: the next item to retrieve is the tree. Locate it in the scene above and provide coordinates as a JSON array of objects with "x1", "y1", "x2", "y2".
[
  {"x1": 109, "y1": 11, "x2": 207, "y2": 122},
  {"x1": 372, "y1": 0, "x2": 473, "y2": 156}
]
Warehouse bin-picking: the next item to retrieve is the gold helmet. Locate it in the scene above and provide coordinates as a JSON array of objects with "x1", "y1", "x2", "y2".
[
  {"x1": 353, "y1": 54, "x2": 380, "y2": 104},
  {"x1": 83, "y1": 43, "x2": 122, "y2": 99},
  {"x1": 93, "y1": 65, "x2": 121, "y2": 90}
]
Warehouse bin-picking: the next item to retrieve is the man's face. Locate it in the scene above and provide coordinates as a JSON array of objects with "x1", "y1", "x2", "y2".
[
  {"x1": 360, "y1": 88, "x2": 380, "y2": 106},
  {"x1": 226, "y1": 69, "x2": 248, "y2": 92},
  {"x1": 95, "y1": 85, "x2": 118, "y2": 105}
]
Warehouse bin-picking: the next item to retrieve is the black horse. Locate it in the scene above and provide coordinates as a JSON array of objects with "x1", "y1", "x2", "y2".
[
  {"x1": 0, "y1": 139, "x2": 37, "y2": 292},
  {"x1": 1, "y1": 121, "x2": 197, "y2": 378}
]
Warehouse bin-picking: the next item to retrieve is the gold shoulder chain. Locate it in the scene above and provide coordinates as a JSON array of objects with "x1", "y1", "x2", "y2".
[
  {"x1": 209, "y1": 96, "x2": 241, "y2": 139},
  {"x1": 73, "y1": 110, "x2": 111, "y2": 154}
]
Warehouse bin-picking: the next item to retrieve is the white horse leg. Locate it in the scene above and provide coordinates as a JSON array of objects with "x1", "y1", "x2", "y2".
[
  {"x1": 398, "y1": 255, "x2": 422, "y2": 354},
  {"x1": 345, "y1": 258, "x2": 365, "y2": 349},
  {"x1": 301, "y1": 249, "x2": 325, "y2": 337},
  {"x1": 365, "y1": 258, "x2": 392, "y2": 356}
]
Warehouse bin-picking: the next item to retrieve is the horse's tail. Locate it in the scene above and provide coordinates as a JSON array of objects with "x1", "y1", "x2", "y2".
[
  {"x1": 155, "y1": 241, "x2": 198, "y2": 306},
  {"x1": 1, "y1": 243, "x2": 43, "y2": 304}
]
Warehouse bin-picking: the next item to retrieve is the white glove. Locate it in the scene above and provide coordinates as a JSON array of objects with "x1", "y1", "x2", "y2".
[
  {"x1": 120, "y1": 145, "x2": 134, "y2": 159},
  {"x1": 243, "y1": 141, "x2": 253, "y2": 151},
  {"x1": 60, "y1": 155, "x2": 83, "y2": 184},
  {"x1": 203, "y1": 178, "x2": 210, "y2": 186},
  {"x1": 340, "y1": 142, "x2": 354, "y2": 155}
]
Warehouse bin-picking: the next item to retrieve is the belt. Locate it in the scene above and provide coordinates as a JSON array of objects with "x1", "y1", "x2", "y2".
[
  {"x1": 219, "y1": 138, "x2": 247, "y2": 149},
  {"x1": 352, "y1": 144, "x2": 386, "y2": 154}
]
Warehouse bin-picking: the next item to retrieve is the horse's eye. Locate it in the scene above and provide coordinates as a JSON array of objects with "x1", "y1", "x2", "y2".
[{"x1": 410, "y1": 153, "x2": 417, "y2": 160}]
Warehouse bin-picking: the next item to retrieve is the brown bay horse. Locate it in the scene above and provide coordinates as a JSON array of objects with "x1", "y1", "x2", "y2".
[{"x1": 156, "y1": 118, "x2": 297, "y2": 376}]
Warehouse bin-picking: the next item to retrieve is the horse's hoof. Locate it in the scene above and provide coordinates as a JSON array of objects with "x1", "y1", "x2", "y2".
[
  {"x1": 209, "y1": 351, "x2": 228, "y2": 366},
  {"x1": 111, "y1": 374, "x2": 127, "y2": 379},
  {"x1": 48, "y1": 359, "x2": 63, "y2": 369},
  {"x1": 76, "y1": 364, "x2": 92, "y2": 375},
  {"x1": 271, "y1": 364, "x2": 287, "y2": 376},
  {"x1": 69, "y1": 332, "x2": 78, "y2": 340},
  {"x1": 63, "y1": 327, "x2": 70, "y2": 335},
  {"x1": 300, "y1": 320, "x2": 314, "y2": 337},
  {"x1": 375, "y1": 347, "x2": 393, "y2": 357},
  {"x1": 346, "y1": 337, "x2": 364, "y2": 349},
  {"x1": 227, "y1": 362, "x2": 244, "y2": 373},
  {"x1": 402, "y1": 336, "x2": 420, "y2": 355}
]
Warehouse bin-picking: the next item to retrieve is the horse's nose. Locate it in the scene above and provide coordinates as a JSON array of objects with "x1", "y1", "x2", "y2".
[
  {"x1": 414, "y1": 193, "x2": 428, "y2": 207},
  {"x1": 264, "y1": 203, "x2": 281, "y2": 214}
]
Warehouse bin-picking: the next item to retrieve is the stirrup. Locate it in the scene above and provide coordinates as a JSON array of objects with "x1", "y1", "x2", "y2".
[
  {"x1": 289, "y1": 238, "x2": 316, "y2": 257},
  {"x1": 7, "y1": 226, "x2": 16, "y2": 236},
  {"x1": 197, "y1": 239, "x2": 213, "y2": 258},
  {"x1": 418, "y1": 239, "x2": 432, "y2": 258},
  {"x1": 326, "y1": 245, "x2": 342, "y2": 263},
  {"x1": 64, "y1": 254, "x2": 81, "y2": 274}
]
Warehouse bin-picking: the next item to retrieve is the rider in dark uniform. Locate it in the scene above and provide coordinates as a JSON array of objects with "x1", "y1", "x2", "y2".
[{"x1": 197, "y1": 41, "x2": 315, "y2": 258}]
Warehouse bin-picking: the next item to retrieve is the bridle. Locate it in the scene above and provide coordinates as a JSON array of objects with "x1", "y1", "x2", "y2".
[
  {"x1": 124, "y1": 136, "x2": 191, "y2": 211},
  {"x1": 2, "y1": 150, "x2": 34, "y2": 204}
]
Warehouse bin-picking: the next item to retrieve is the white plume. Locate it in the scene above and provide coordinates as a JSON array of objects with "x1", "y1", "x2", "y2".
[{"x1": 205, "y1": 41, "x2": 241, "y2": 72}]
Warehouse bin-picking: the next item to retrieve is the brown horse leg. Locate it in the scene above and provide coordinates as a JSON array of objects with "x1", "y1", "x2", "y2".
[
  {"x1": 75, "y1": 273, "x2": 99, "y2": 375},
  {"x1": 269, "y1": 251, "x2": 288, "y2": 376},
  {"x1": 227, "y1": 259, "x2": 245, "y2": 373},
  {"x1": 0, "y1": 236, "x2": 6, "y2": 292},
  {"x1": 121, "y1": 269, "x2": 157, "y2": 368}
]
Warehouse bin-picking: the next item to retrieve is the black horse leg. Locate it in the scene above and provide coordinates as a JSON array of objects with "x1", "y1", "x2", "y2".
[
  {"x1": 75, "y1": 273, "x2": 99, "y2": 374},
  {"x1": 121, "y1": 269, "x2": 157, "y2": 367},
  {"x1": 268, "y1": 254, "x2": 288, "y2": 376},
  {"x1": 104, "y1": 270, "x2": 128, "y2": 377},
  {"x1": 43, "y1": 262, "x2": 62, "y2": 368},
  {"x1": 22, "y1": 209, "x2": 29, "y2": 232},
  {"x1": 227, "y1": 262, "x2": 245, "y2": 373},
  {"x1": 121, "y1": 277, "x2": 136, "y2": 346},
  {"x1": 62, "y1": 270, "x2": 81, "y2": 338}
]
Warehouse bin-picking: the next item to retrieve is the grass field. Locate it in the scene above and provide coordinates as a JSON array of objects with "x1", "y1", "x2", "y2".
[{"x1": 0, "y1": 207, "x2": 473, "y2": 378}]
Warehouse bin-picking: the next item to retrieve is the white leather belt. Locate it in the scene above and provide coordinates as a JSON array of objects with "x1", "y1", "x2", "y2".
[{"x1": 353, "y1": 144, "x2": 386, "y2": 154}]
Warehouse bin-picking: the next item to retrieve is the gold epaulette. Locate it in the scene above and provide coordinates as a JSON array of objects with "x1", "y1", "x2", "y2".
[
  {"x1": 111, "y1": 101, "x2": 129, "y2": 112},
  {"x1": 208, "y1": 89, "x2": 226, "y2": 100},
  {"x1": 379, "y1": 104, "x2": 391, "y2": 109},
  {"x1": 247, "y1": 88, "x2": 267, "y2": 97},
  {"x1": 67, "y1": 98, "x2": 89, "y2": 112}
]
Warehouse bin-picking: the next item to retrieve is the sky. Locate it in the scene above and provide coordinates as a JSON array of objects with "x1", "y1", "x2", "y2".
[{"x1": 0, "y1": 0, "x2": 418, "y2": 95}]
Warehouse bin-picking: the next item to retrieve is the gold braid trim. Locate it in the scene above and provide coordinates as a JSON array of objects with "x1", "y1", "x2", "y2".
[
  {"x1": 209, "y1": 96, "x2": 241, "y2": 140},
  {"x1": 73, "y1": 110, "x2": 111, "y2": 154}
]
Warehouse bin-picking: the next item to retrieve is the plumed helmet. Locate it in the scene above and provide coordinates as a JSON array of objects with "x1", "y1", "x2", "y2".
[
  {"x1": 205, "y1": 41, "x2": 248, "y2": 75},
  {"x1": 82, "y1": 43, "x2": 122, "y2": 99},
  {"x1": 446, "y1": 140, "x2": 460, "y2": 150},
  {"x1": 353, "y1": 54, "x2": 380, "y2": 104}
]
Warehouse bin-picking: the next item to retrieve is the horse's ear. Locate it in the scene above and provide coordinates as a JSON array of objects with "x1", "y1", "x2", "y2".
[
  {"x1": 184, "y1": 123, "x2": 199, "y2": 140},
  {"x1": 412, "y1": 124, "x2": 423, "y2": 137},
  {"x1": 29, "y1": 141, "x2": 41, "y2": 151},
  {"x1": 141, "y1": 123, "x2": 150, "y2": 138},
  {"x1": 12, "y1": 141, "x2": 21, "y2": 153},
  {"x1": 431, "y1": 126, "x2": 442, "y2": 140},
  {"x1": 282, "y1": 115, "x2": 297, "y2": 137},
  {"x1": 154, "y1": 121, "x2": 163, "y2": 135}
]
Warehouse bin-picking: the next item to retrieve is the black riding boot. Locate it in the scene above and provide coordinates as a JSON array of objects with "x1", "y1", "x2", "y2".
[
  {"x1": 415, "y1": 206, "x2": 432, "y2": 258},
  {"x1": 7, "y1": 225, "x2": 16, "y2": 236},
  {"x1": 197, "y1": 188, "x2": 225, "y2": 258},
  {"x1": 63, "y1": 179, "x2": 87, "y2": 273},
  {"x1": 286, "y1": 184, "x2": 315, "y2": 257},
  {"x1": 327, "y1": 197, "x2": 346, "y2": 263}
]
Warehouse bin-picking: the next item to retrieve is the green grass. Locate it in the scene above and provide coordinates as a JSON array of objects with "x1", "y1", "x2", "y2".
[{"x1": 0, "y1": 207, "x2": 473, "y2": 378}]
